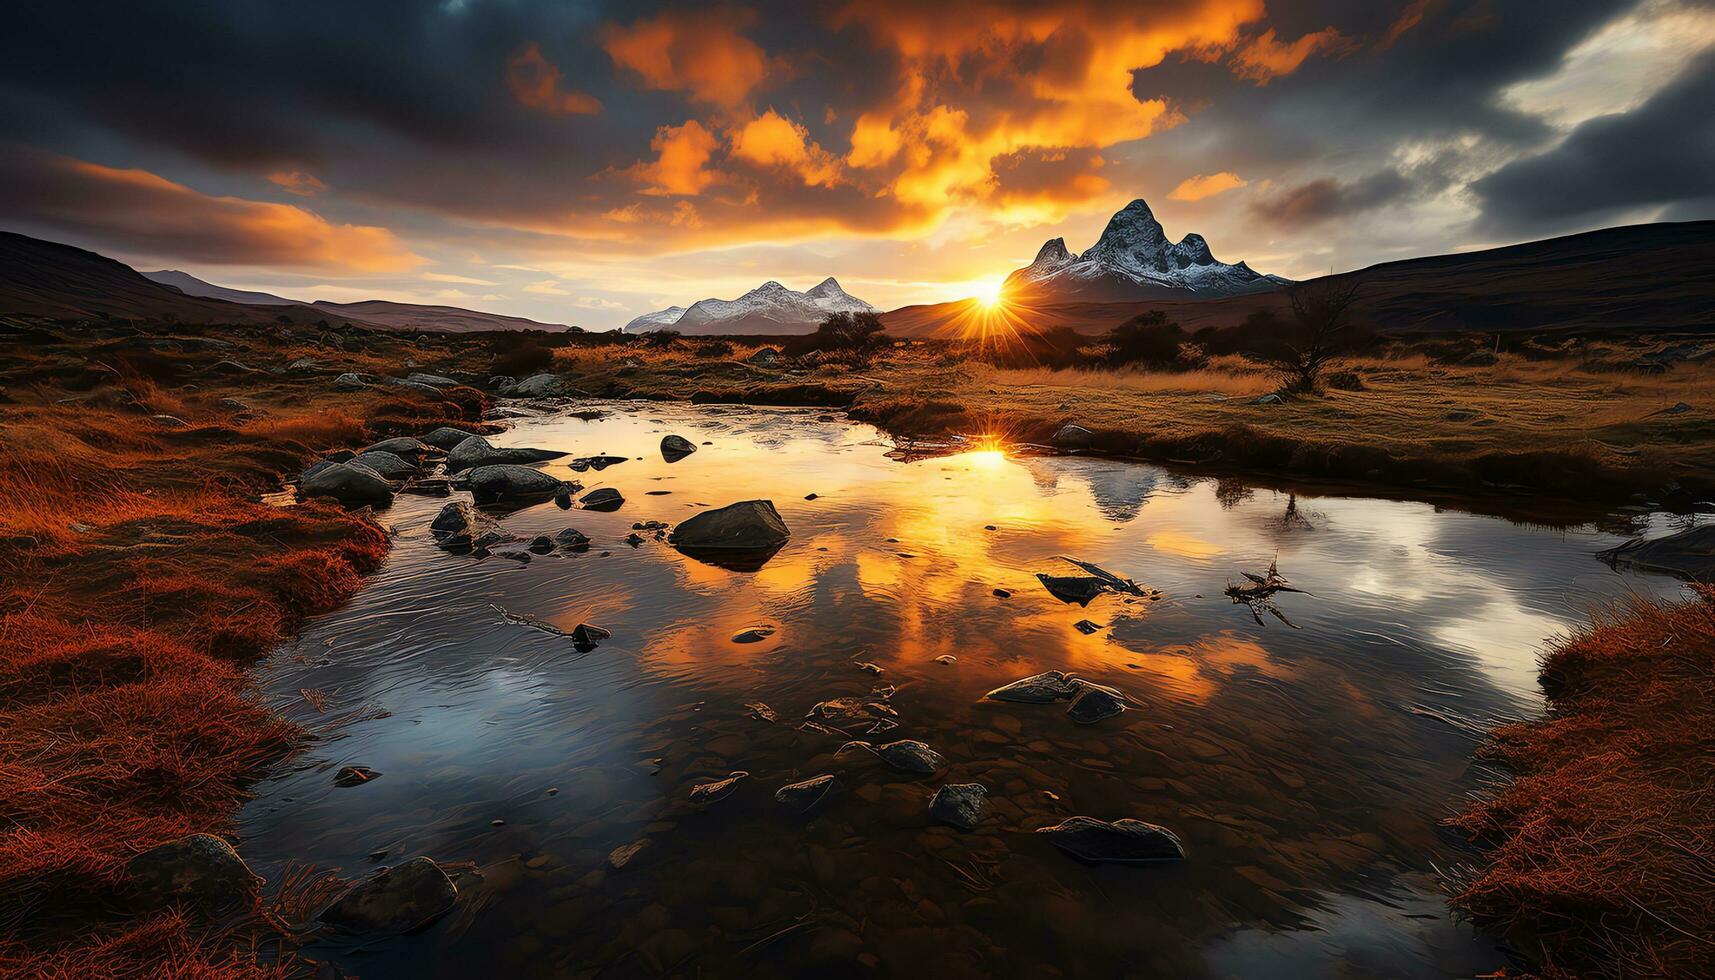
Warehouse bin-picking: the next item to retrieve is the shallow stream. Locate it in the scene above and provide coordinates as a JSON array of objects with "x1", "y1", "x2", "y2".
[{"x1": 241, "y1": 402, "x2": 1697, "y2": 978}]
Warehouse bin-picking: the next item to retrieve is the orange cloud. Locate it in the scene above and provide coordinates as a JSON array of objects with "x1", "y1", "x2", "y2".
[
  {"x1": 1229, "y1": 27, "x2": 1357, "y2": 84},
  {"x1": 507, "y1": 42, "x2": 602, "y2": 115},
  {"x1": 730, "y1": 109, "x2": 842, "y2": 188},
  {"x1": 266, "y1": 169, "x2": 328, "y2": 196},
  {"x1": 1168, "y1": 171, "x2": 1248, "y2": 201},
  {"x1": 602, "y1": 9, "x2": 767, "y2": 107},
  {"x1": 632, "y1": 119, "x2": 722, "y2": 196},
  {"x1": 0, "y1": 149, "x2": 419, "y2": 272}
]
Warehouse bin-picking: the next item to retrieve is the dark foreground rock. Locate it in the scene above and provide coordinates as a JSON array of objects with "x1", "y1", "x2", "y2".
[
  {"x1": 579, "y1": 487, "x2": 624, "y2": 511},
  {"x1": 1036, "y1": 817, "x2": 1185, "y2": 864},
  {"x1": 1036, "y1": 574, "x2": 1108, "y2": 605},
  {"x1": 125, "y1": 833, "x2": 261, "y2": 914},
  {"x1": 929, "y1": 783, "x2": 988, "y2": 830},
  {"x1": 670, "y1": 499, "x2": 789, "y2": 552},
  {"x1": 690, "y1": 771, "x2": 749, "y2": 804},
  {"x1": 300, "y1": 460, "x2": 393, "y2": 506},
  {"x1": 661, "y1": 434, "x2": 697, "y2": 462},
  {"x1": 320, "y1": 857, "x2": 458, "y2": 934},
  {"x1": 468, "y1": 464, "x2": 564, "y2": 503},
  {"x1": 348, "y1": 450, "x2": 418, "y2": 478},
  {"x1": 775, "y1": 774, "x2": 838, "y2": 813},
  {"x1": 839, "y1": 739, "x2": 943, "y2": 774},
  {"x1": 429, "y1": 501, "x2": 489, "y2": 548},
  {"x1": 363, "y1": 436, "x2": 436, "y2": 463},
  {"x1": 1599, "y1": 524, "x2": 1715, "y2": 581},
  {"x1": 447, "y1": 435, "x2": 568, "y2": 472},
  {"x1": 1066, "y1": 685, "x2": 1127, "y2": 724}
]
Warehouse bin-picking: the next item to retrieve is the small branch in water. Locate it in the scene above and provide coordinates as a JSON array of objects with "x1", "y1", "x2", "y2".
[{"x1": 1224, "y1": 557, "x2": 1311, "y2": 628}]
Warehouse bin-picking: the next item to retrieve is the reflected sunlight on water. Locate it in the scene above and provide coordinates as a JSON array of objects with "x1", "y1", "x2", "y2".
[{"x1": 240, "y1": 401, "x2": 1697, "y2": 978}]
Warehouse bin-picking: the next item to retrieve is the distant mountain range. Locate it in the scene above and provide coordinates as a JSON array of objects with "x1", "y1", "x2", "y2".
[
  {"x1": 144, "y1": 269, "x2": 581, "y2": 333},
  {"x1": 1005, "y1": 199, "x2": 1289, "y2": 302},
  {"x1": 885, "y1": 220, "x2": 1715, "y2": 338},
  {"x1": 626, "y1": 278, "x2": 877, "y2": 334}
]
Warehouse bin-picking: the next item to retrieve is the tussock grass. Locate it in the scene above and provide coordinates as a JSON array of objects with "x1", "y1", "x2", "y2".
[
  {"x1": 0, "y1": 330, "x2": 483, "y2": 974},
  {"x1": 1449, "y1": 587, "x2": 1715, "y2": 978}
]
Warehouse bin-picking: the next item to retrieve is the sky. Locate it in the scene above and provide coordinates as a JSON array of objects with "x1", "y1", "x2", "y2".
[{"x1": 2, "y1": 0, "x2": 1713, "y2": 330}]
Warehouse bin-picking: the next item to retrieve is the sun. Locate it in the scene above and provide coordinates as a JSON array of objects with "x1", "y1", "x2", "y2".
[{"x1": 973, "y1": 278, "x2": 1006, "y2": 308}]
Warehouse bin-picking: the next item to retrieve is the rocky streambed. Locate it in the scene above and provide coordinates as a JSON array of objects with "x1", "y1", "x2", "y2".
[{"x1": 229, "y1": 398, "x2": 1700, "y2": 978}]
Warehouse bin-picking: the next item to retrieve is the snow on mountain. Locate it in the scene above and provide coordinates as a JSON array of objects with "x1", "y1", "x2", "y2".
[
  {"x1": 1004, "y1": 199, "x2": 1289, "y2": 301},
  {"x1": 625, "y1": 277, "x2": 877, "y2": 335}
]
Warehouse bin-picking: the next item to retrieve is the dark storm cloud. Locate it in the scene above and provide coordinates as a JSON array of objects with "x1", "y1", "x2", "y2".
[
  {"x1": 1472, "y1": 50, "x2": 1715, "y2": 234},
  {"x1": 1249, "y1": 171, "x2": 1412, "y2": 227}
]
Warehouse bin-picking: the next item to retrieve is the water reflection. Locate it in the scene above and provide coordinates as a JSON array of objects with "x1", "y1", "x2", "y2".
[{"x1": 241, "y1": 402, "x2": 1695, "y2": 978}]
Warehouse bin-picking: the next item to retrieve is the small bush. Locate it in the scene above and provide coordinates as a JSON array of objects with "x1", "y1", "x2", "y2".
[{"x1": 490, "y1": 341, "x2": 554, "y2": 377}]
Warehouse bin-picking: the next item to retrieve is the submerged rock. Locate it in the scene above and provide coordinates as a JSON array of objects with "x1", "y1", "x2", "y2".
[
  {"x1": 568, "y1": 454, "x2": 628, "y2": 472},
  {"x1": 689, "y1": 771, "x2": 749, "y2": 804},
  {"x1": 125, "y1": 834, "x2": 261, "y2": 914},
  {"x1": 670, "y1": 499, "x2": 789, "y2": 552},
  {"x1": 1036, "y1": 817, "x2": 1185, "y2": 864},
  {"x1": 983, "y1": 670, "x2": 1081, "y2": 703},
  {"x1": 335, "y1": 765, "x2": 382, "y2": 787},
  {"x1": 775, "y1": 774, "x2": 838, "y2": 813},
  {"x1": 1599, "y1": 524, "x2": 1715, "y2": 581},
  {"x1": 929, "y1": 783, "x2": 989, "y2": 830},
  {"x1": 1073, "y1": 619, "x2": 1103, "y2": 635},
  {"x1": 731, "y1": 625, "x2": 776, "y2": 643},
  {"x1": 319, "y1": 857, "x2": 458, "y2": 934},
  {"x1": 468, "y1": 464, "x2": 564, "y2": 503},
  {"x1": 840, "y1": 739, "x2": 943, "y2": 775},
  {"x1": 527, "y1": 535, "x2": 555, "y2": 554},
  {"x1": 299, "y1": 461, "x2": 393, "y2": 507},
  {"x1": 430, "y1": 502, "x2": 488, "y2": 544},
  {"x1": 579, "y1": 487, "x2": 624, "y2": 511},
  {"x1": 1066, "y1": 685, "x2": 1127, "y2": 724},
  {"x1": 1037, "y1": 575, "x2": 1108, "y2": 606}
]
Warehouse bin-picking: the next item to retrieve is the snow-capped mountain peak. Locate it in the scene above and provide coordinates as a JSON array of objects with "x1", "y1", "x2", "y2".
[
  {"x1": 624, "y1": 278, "x2": 877, "y2": 335},
  {"x1": 1002, "y1": 197, "x2": 1287, "y2": 301}
]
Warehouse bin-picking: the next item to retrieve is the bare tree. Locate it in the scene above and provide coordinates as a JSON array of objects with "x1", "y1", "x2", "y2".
[{"x1": 1265, "y1": 276, "x2": 1362, "y2": 394}]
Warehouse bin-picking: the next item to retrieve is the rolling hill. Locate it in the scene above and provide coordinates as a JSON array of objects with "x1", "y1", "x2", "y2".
[{"x1": 884, "y1": 221, "x2": 1715, "y2": 339}]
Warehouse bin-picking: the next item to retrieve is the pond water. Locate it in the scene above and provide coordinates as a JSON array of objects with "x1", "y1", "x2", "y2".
[{"x1": 241, "y1": 402, "x2": 1697, "y2": 979}]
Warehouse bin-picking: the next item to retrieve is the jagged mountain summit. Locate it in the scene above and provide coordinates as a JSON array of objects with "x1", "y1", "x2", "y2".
[
  {"x1": 1004, "y1": 199, "x2": 1289, "y2": 301},
  {"x1": 626, "y1": 278, "x2": 877, "y2": 335}
]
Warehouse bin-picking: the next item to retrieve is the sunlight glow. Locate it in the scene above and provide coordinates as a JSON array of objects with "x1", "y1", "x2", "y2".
[{"x1": 974, "y1": 278, "x2": 1006, "y2": 308}]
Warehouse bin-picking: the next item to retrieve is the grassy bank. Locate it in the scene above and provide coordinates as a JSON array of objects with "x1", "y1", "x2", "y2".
[
  {"x1": 558, "y1": 339, "x2": 1715, "y2": 508},
  {"x1": 0, "y1": 325, "x2": 485, "y2": 974},
  {"x1": 1449, "y1": 586, "x2": 1715, "y2": 978}
]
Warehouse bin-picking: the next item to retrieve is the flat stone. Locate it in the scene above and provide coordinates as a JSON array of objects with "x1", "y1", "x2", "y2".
[
  {"x1": 775, "y1": 774, "x2": 838, "y2": 813},
  {"x1": 689, "y1": 771, "x2": 749, "y2": 804},
  {"x1": 580, "y1": 487, "x2": 624, "y2": 511},
  {"x1": 1036, "y1": 816, "x2": 1185, "y2": 864},
  {"x1": 1066, "y1": 685, "x2": 1127, "y2": 724},
  {"x1": 334, "y1": 765, "x2": 382, "y2": 787},
  {"x1": 929, "y1": 783, "x2": 988, "y2": 830},
  {"x1": 984, "y1": 670, "x2": 1080, "y2": 703},
  {"x1": 319, "y1": 857, "x2": 458, "y2": 934}
]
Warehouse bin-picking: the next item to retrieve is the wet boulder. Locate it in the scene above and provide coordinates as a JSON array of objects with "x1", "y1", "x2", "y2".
[
  {"x1": 348, "y1": 451, "x2": 418, "y2": 479},
  {"x1": 1051, "y1": 423, "x2": 1095, "y2": 449},
  {"x1": 929, "y1": 783, "x2": 988, "y2": 830},
  {"x1": 299, "y1": 461, "x2": 394, "y2": 507},
  {"x1": 984, "y1": 670, "x2": 1081, "y2": 703},
  {"x1": 579, "y1": 487, "x2": 624, "y2": 511},
  {"x1": 1066, "y1": 685, "x2": 1127, "y2": 724},
  {"x1": 468, "y1": 464, "x2": 564, "y2": 504},
  {"x1": 775, "y1": 774, "x2": 838, "y2": 813},
  {"x1": 506, "y1": 373, "x2": 571, "y2": 398},
  {"x1": 125, "y1": 834, "x2": 262, "y2": 915},
  {"x1": 363, "y1": 436, "x2": 436, "y2": 463},
  {"x1": 446, "y1": 435, "x2": 568, "y2": 473},
  {"x1": 555, "y1": 527, "x2": 591, "y2": 549},
  {"x1": 429, "y1": 501, "x2": 491, "y2": 548},
  {"x1": 661, "y1": 434, "x2": 697, "y2": 462},
  {"x1": 319, "y1": 857, "x2": 458, "y2": 935},
  {"x1": 404, "y1": 372, "x2": 459, "y2": 389},
  {"x1": 1036, "y1": 816, "x2": 1185, "y2": 864},
  {"x1": 422, "y1": 426, "x2": 481, "y2": 451},
  {"x1": 670, "y1": 500, "x2": 789, "y2": 553},
  {"x1": 1599, "y1": 524, "x2": 1715, "y2": 581}
]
